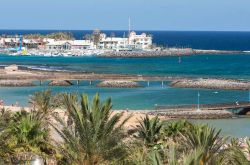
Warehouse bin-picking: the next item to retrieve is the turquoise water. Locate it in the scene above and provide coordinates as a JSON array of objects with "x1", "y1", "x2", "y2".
[
  {"x1": 0, "y1": 54, "x2": 250, "y2": 137},
  {"x1": 192, "y1": 118, "x2": 250, "y2": 138},
  {"x1": 0, "y1": 54, "x2": 250, "y2": 79},
  {"x1": 0, "y1": 81, "x2": 248, "y2": 109}
]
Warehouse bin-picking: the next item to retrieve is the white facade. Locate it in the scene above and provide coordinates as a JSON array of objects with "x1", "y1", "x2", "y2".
[
  {"x1": 46, "y1": 40, "x2": 94, "y2": 50},
  {"x1": 98, "y1": 37, "x2": 129, "y2": 51},
  {"x1": 128, "y1": 31, "x2": 152, "y2": 50},
  {"x1": 1, "y1": 31, "x2": 153, "y2": 51},
  {"x1": 98, "y1": 31, "x2": 152, "y2": 51}
]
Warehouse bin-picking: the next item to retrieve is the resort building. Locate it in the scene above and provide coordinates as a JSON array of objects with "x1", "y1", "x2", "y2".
[
  {"x1": 0, "y1": 37, "x2": 43, "y2": 49},
  {"x1": 0, "y1": 30, "x2": 153, "y2": 52},
  {"x1": 45, "y1": 40, "x2": 94, "y2": 50},
  {"x1": 98, "y1": 31, "x2": 152, "y2": 51},
  {"x1": 128, "y1": 31, "x2": 152, "y2": 50},
  {"x1": 98, "y1": 37, "x2": 129, "y2": 51}
]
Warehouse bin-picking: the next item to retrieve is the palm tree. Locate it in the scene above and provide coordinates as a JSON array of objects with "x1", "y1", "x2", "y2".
[
  {"x1": 217, "y1": 138, "x2": 250, "y2": 165},
  {"x1": 84, "y1": 34, "x2": 91, "y2": 40},
  {"x1": 136, "y1": 115, "x2": 163, "y2": 147},
  {"x1": 92, "y1": 29, "x2": 101, "y2": 46},
  {"x1": 180, "y1": 124, "x2": 227, "y2": 164},
  {"x1": 52, "y1": 93, "x2": 130, "y2": 165},
  {"x1": 163, "y1": 120, "x2": 193, "y2": 139},
  {"x1": 0, "y1": 107, "x2": 12, "y2": 131},
  {"x1": 29, "y1": 90, "x2": 58, "y2": 121},
  {"x1": 0, "y1": 107, "x2": 13, "y2": 163},
  {"x1": 125, "y1": 141, "x2": 164, "y2": 165},
  {"x1": 5, "y1": 110, "x2": 54, "y2": 164}
]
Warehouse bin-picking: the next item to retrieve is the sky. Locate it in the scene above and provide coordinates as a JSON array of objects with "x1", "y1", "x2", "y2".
[{"x1": 0, "y1": 0, "x2": 250, "y2": 31}]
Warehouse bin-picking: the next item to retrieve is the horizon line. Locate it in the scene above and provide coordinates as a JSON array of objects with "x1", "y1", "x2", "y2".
[{"x1": 0, "y1": 29, "x2": 250, "y2": 33}]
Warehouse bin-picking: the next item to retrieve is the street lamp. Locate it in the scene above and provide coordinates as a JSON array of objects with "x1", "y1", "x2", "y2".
[
  {"x1": 197, "y1": 92, "x2": 200, "y2": 111},
  {"x1": 248, "y1": 89, "x2": 250, "y2": 102},
  {"x1": 155, "y1": 104, "x2": 158, "y2": 112}
]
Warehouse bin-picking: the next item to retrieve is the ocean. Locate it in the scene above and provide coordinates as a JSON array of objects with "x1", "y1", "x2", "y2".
[
  {"x1": 0, "y1": 30, "x2": 250, "y2": 137},
  {"x1": 0, "y1": 55, "x2": 249, "y2": 79}
]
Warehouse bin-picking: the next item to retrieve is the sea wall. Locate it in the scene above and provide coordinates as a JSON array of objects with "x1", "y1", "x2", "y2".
[
  {"x1": 171, "y1": 78, "x2": 250, "y2": 90},
  {"x1": 99, "y1": 48, "x2": 194, "y2": 57},
  {"x1": 149, "y1": 110, "x2": 233, "y2": 119},
  {"x1": 193, "y1": 49, "x2": 243, "y2": 54},
  {"x1": 97, "y1": 80, "x2": 140, "y2": 88},
  {"x1": 98, "y1": 49, "x2": 247, "y2": 57}
]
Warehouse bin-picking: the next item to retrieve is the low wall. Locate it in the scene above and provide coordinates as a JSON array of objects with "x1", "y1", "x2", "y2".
[{"x1": 149, "y1": 110, "x2": 233, "y2": 119}]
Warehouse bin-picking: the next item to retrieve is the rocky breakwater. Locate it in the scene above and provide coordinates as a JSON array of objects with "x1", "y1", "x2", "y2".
[
  {"x1": 0, "y1": 80, "x2": 34, "y2": 87},
  {"x1": 171, "y1": 78, "x2": 250, "y2": 90},
  {"x1": 99, "y1": 48, "x2": 194, "y2": 57},
  {"x1": 49, "y1": 80, "x2": 73, "y2": 86},
  {"x1": 193, "y1": 49, "x2": 245, "y2": 55},
  {"x1": 150, "y1": 110, "x2": 233, "y2": 119},
  {"x1": 97, "y1": 80, "x2": 140, "y2": 88}
]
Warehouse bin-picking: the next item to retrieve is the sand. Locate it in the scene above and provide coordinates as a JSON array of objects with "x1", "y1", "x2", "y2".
[{"x1": 0, "y1": 106, "x2": 164, "y2": 128}]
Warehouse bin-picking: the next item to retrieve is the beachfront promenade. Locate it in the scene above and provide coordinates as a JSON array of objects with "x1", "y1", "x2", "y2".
[
  {"x1": 155, "y1": 101, "x2": 250, "y2": 113},
  {"x1": 150, "y1": 101, "x2": 250, "y2": 119}
]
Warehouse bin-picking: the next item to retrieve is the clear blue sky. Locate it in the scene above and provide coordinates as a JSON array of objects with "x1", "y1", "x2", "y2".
[{"x1": 1, "y1": 0, "x2": 250, "y2": 31}]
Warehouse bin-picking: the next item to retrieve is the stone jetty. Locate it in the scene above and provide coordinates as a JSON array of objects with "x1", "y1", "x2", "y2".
[
  {"x1": 99, "y1": 48, "x2": 194, "y2": 57},
  {"x1": 149, "y1": 110, "x2": 233, "y2": 119},
  {"x1": 49, "y1": 80, "x2": 73, "y2": 86},
  {"x1": 171, "y1": 78, "x2": 250, "y2": 90},
  {"x1": 193, "y1": 49, "x2": 244, "y2": 55},
  {"x1": 0, "y1": 80, "x2": 34, "y2": 87},
  {"x1": 97, "y1": 80, "x2": 140, "y2": 88},
  {"x1": 98, "y1": 49, "x2": 248, "y2": 58}
]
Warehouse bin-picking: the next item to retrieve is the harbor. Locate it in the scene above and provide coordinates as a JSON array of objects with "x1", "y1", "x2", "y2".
[{"x1": 0, "y1": 30, "x2": 249, "y2": 57}]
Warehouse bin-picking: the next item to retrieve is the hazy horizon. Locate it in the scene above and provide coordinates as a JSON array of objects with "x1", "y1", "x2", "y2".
[
  {"x1": 1, "y1": 29, "x2": 250, "y2": 33},
  {"x1": 1, "y1": 0, "x2": 249, "y2": 31}
]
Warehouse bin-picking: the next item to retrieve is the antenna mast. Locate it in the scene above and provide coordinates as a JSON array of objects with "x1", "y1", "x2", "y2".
[{"x1": 128, "y1": 17, "x2": 131, "y2": 35}]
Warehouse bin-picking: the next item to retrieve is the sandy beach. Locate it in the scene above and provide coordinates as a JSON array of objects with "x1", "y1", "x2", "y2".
[{"x1": 0, "y1": 105, "x2": 166, "y2": 129}]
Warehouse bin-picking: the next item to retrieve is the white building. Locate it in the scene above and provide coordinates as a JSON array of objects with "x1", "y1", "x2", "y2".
[
  {"x1": 0, "y1": 37, "x2": 43, "y2": 49},
  {"x1": 98, "y1": 31, "x2": 152, "y2": 51},
  {"x1": 42, "y1": 31, "x2": 152, "y2": 51},
  {"x1": 46, "y1": 40, "x2": 94, "y2": 50},
  {"x1": 128, "y1": 31, "x2": 152, "y2": 50},
  {"x1": 98, "y1": 37, "x2": 129, "y2": 51}
]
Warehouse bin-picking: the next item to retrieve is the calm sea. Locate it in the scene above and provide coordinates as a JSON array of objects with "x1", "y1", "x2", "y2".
[{"x1": 0, "y1": 30, "x2": 250, "y2": 137}]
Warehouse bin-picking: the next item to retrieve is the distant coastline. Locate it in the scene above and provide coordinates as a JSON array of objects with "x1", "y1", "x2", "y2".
[{"x1": 1, "y1": 30, "x2": 250, "y2": 57}]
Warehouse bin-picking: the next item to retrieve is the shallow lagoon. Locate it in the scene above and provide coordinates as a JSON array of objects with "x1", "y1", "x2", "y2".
[
  {"x1": 0, "y1": 54, "x2": 250, "y2": 79},
  {"x1": 0, "y1": 54, "x2": 249, "y2": 137},
  {"x1": 0, "y1": 81, "x2": 248, "y2": 109}
]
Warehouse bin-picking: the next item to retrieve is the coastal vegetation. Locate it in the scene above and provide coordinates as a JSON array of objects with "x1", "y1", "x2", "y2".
[
  {"x1": 0, "y1": 90, "x2": 249, "y2": 164},
  {"x1": 22, "y1": 32, "x2": 75, "y2": 40}
]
